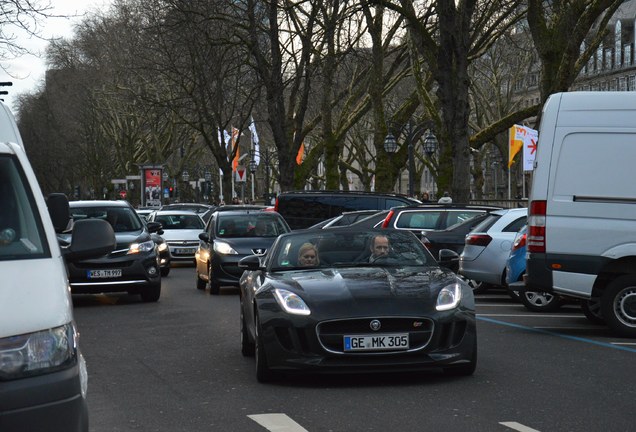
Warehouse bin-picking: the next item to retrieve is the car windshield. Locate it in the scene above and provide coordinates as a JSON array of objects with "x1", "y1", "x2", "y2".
[
  {"x1": 268, "y1": 229, "x2": 433, "y2": 271},
  {"x1": 70, "y1": 206, "x2": 144, "y2": 233},
  {"x1": 217, "y1": 214, "x2": 289, "y2": 238},
  {"x1": 0, "y1": 155, "x2": 49, "y2": 261},
  {"x1": 154, "y1": 214, "x2": 205, "y2": 230}
]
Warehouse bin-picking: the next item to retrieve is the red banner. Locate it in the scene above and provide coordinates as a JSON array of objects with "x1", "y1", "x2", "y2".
[{"x1": 145, "y1": 169, "x2": 162, "y2": 207}]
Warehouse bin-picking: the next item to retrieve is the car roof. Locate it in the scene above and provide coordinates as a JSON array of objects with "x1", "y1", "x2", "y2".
[
  {"x1": 214, "y1": 204, "x2": 266, "y2": 212},
  {"x1": 152, "y1": 210, "x2": 201, "y2": 215},
  {"x1": 391, "y1": 203, "x2": 502, "y2": 211},
  {"x1": 70, "y1": 200, "x2": 132, "y2": 208}
]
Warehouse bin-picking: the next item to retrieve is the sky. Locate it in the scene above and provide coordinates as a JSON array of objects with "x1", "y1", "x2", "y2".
[{"x1": 0, "y1": 0, "x2": 112, "y2": 111}]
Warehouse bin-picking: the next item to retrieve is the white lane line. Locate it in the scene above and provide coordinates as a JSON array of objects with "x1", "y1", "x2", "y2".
[
  {"x1": 500, "y1": 421, "x2": 541, "y2": 432},
  {"x1": 477, "y1": 314, "x2": 585, "y2": 318},
  {"x1": 612, "y1": 342, "x2": 636, "y2": 346},
  {"x1": 248, "y1": 414, "x2": 309, "y2": 432},
  {"x1": 534, "y1": 326, "x2": 605, "y2": 330}
]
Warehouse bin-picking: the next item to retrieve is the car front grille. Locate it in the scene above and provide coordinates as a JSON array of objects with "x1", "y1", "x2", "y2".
[
  {"x1": 166, "y1": 240, "x2": 199, "y2": 247},
  {"x1": 316, "y1": 317, "x2": 434, "y2": 354}
]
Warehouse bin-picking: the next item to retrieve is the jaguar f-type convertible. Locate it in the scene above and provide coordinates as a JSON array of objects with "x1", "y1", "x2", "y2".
[{"x1": 238, "y1": 228, "x2": 477, "y2": 382}]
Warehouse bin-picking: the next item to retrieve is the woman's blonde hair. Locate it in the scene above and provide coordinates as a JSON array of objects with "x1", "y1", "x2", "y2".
[{"x1": 298, "y1": 242, "x2": 319, "y2": 265}]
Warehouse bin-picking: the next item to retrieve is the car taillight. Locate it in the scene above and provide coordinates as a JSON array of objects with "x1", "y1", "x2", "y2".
[
  {"x1": 465, "y1": 234, "x2": 492, "y2": 247},
  {"x1": 274, "y1": 196, "x2": 279, "y2": 211},
  {"x1": 511, "y1": 232, "x2": 526, "y2": 251},
  {"x1": 381, "y1": 210, "x2": 395, "y2": 228},
  {"x1": 527, "y1": 200, "x2": 546, "y2": 253}
]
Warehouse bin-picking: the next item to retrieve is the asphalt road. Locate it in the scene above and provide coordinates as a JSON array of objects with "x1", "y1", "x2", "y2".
[{"x1": 73, "y1": 267, "x2": 636, "y2": 432}]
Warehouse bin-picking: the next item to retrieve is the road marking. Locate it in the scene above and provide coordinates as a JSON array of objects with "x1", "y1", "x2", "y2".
[
  {"x1": 478, "y1": 314, "x2": 584, "y2": 319},
  {"x1": 500, "y1": 421, "x2": 541, "y2": 432},
  {"x1": 612, "y1": 342, "x2": 636, "y2": 346},
  {"x1": 478, "y1": 316, "x2": 636, "y2": 353},
  {"x1": 248, "y1": 414, "x2": 309, "y2": 432}
]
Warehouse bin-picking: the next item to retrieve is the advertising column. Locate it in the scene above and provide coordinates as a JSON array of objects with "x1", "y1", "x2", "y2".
[{"x1": 143, "y1": 167, "x2": 163, "y2": 208}]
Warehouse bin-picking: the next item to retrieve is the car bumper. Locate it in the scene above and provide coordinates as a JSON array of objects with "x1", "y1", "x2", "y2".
[
  {"x1": 211, "y1": 254, "x2": 248, "y2": 286},
  {"x1": 0, "y1": 361, "x2": 88, "y2": 432},
  {"x1": 67, "y1": 253, "x2": 160, "y2": 294},
  {"x1": 259, "y1": 311, "x2": 477, "y2": 374}
]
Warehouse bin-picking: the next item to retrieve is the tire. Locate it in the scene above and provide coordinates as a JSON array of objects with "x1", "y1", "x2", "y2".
[
  {"x1": 255, "y1": 314, "x2": 278, "y2": 382},
  {"x1": 601, "y1": 275, "x2": 636, "y2": 338},
  {"x1": 208, "y1": 264, "x2": 220, "y2": 295},
  {"x1": 444, "y1": 342, "x2": 477, "y2": 376},
  {"x1": 581, "y1": 297, "x2": 605, "y2": 325},
  {"x1": 241, "y1": 301, "x2": 255, "y2": 357},
  {"x1": 140, "y1": 281, "x2": 161, "y2": 302},
  {"x1": 519, "y1": 290, "x2": 562, "y2": 312},
  {"x1": 196, "y1": 269, "x2": 207, "y2": 290},
  {"x1": 160, "y1": 267, "x2": 170, "y2": 277},
  {"x1": 459, "y1": 276, "x2": 490, "y2": 294}
]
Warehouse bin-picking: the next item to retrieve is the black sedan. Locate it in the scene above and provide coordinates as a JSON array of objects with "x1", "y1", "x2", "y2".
[{"x1": 238, "y1": 228, "x2": 476, "y2": 382}]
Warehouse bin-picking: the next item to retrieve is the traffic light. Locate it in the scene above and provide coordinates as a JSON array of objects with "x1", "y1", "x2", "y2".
[
  {"x1": 73, "y1": 185, "x2": 80, "y2": 199},
  {"x1": 169, "y1": 186, "x2": 174, "y2": 197}
]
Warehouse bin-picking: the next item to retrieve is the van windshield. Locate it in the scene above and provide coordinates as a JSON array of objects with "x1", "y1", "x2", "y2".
[{"x1": 0, "y1": 155, "x2": 50, "y2": 261}]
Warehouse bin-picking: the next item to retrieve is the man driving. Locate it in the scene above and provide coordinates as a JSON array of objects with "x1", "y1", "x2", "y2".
[{"x1": 369, "y1": 234, "x2": 390, "y2": 262}]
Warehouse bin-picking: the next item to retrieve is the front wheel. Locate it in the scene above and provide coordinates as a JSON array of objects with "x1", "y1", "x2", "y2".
[
  {"x1": 601, "y1": 276, "x2": 636, "y2": 337},
  {"x1": 140, "y1": 282, "x2": 161, "y2": 302},
  {"x1": 519, "y1": 290, "x2": 562, "y2": 312},
  {"x1": 255, "y1": 314, "x2": 278, "y2": 382},
  {"x1": 241, "y1": 301, "x2": 255, "y2": 357},
  {"x1": 581, "y1": 297, "x2": 605, "y2": 325},
  {"x1": 160, "y1": 267, "x2": 170, "y2": 277}
]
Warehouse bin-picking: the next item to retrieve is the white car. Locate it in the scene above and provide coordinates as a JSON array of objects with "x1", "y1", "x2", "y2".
[
  {"x1": 459, "y1": 208, "x2": 527, "y2": 289},
  {"x1": 148, "y1": 210, "x2": 206, "y2": 263}
]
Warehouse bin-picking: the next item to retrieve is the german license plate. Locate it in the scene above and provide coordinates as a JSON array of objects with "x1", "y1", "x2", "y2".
[
  {"x1": 88, "y1": 269, "x2": 122, "y2": 278},
  {"x1": 343, "y1": 333, "x2": 409, "y2": 351},
  {"x1": 173, "y1": 248, "x2": 194, "y2": 255}
]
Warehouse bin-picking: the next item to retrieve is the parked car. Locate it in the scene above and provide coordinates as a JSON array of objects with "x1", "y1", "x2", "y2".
[
  {"x1": 238, "y1": 228, "x2": 476, "y2": 382},
  {"x1": 147, "y1": 210, "x2": 206, "y2": 264},
  {"x1": 420, "y1": 213, "x2": 490, "y2": 259},
  {"x1": 159, "y1": 203, "x2": 215, "y2": 223},
  {"x1": 196, "y1": 207, "x2": 291, "y2": 294},
  {"x1": 380, "y1": 203, "x2": 501, "y2": 234},
  {"x1": 308, "y1": 209, "x2": 384, "y2": 229},
  {"x1": 135, "y1": 208, "x2": 156, "y2": 222},
  {"x1": 63, "y1": 200, "x2": 162, "y2": 302},
  {"x1": 458, "y1": 208, "x2": 527, "y2": 291},
  {"x1": 275, "y1": 190, "x2": 420, "y2": 229}
]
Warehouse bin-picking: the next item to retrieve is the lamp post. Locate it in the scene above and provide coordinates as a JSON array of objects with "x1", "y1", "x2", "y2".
[
  {"x1": 204, "y1": 170, "x2": 212, "y2": 203},
  {"x1": 383, "y1": 132, "x2": 398, "y2": 193},
  {"x1": 182, "y1": 170, "x2": 189, "y2": 202},
  {"x1": 249, "y1": 153, "x2": 257, "y2": 203},
  {"x1": 384, "y1": 120, "x2": 438, "y2": 197}
]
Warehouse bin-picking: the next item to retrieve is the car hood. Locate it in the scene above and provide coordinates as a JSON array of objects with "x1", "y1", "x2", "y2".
[
  {"x1": 161, "y1": 229, "x2": 204, "y2": 241},
  {"x1": 263, "y1": 266, "x2": 460, "y2": 317}
]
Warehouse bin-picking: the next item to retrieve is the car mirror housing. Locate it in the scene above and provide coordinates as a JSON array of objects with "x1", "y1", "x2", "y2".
[
  {"x1": 239, "y1": 254, "x2": 262, "y2": 270},
  {"x1": 437, "y1": 249, "x2": 459, "y2": 268},
  {"x1": 198, "y1": 232, "x2": 210, "y2": 242},
  {"x1": 146, "y1": 221, "x2": 163, "y2": 234}
]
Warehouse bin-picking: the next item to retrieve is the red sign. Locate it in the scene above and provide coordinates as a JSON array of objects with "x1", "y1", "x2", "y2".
[
  {"x1": 119, "y1": 190, "x2": 127, "y2": 199},
  {"x1": 235, "y1": 166, "x2": 247, "y2": 182}
]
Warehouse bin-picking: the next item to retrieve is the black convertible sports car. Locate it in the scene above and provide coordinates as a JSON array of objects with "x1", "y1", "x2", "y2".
[{"x1": 238, "y1": 228, "x2": 476, "y2": 382}]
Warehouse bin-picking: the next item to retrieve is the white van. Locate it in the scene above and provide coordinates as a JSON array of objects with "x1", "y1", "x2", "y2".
[
  {"x1": 526, "y1": 91, "x2": 636, "y2": 337},
  {"x1": 0, "y1": 102, "x2": 114, "y2": 431}
]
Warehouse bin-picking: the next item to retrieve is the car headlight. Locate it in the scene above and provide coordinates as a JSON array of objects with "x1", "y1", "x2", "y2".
[
  {"x1": 273, "y1": 288, "x2": 311, "y2": 316},
  {"x1": 0, "y1": 323, "x2": 77, "y2": 380},
  {"x1": 128, "y1": 240, "x2": 155, "y2": 255},
  {"x1": 157, "y1": 242, "x2": 168, "y2": 252},
  {"x1": 214, "y1": 241, "x2": 238, "y2": 255},
  {"x1": 436, "y1": 283, "x2": 462, "y2": 311}
]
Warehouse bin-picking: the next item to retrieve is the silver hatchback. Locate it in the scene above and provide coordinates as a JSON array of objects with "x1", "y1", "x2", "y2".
[{"x1": 459, "y1": 208, "x2": 527, "y2": 287}]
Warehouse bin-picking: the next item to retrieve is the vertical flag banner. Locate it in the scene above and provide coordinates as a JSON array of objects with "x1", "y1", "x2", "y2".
[
  {"x1": 508, "y1": 125, "x2": 525, "y2": 168},
  {"x1": 523, "y1": 127, "x2": 538, "y2": 171},
  {"x1": 296, "y1": 142, "x2": 305, "y2": 165},
  {"x1": 248, "y1": 117, "x2": 260, "y2": 165},
  {"x1": 231, "y1": 127, "x2": 240, "y2": 172}
]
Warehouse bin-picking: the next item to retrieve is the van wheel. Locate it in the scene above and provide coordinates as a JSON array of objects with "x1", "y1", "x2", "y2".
[
  {"x1": 519, "y1": 290, "x2": 561, "y2": 312},
  {"x1": 601, "y1": 276, "x2": 636, "y2": 337},
  {"x1": 581, "y1": 297, "x2": 605, "y2": 325}
]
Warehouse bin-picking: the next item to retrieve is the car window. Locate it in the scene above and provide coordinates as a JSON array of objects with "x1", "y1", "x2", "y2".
[
  {"x1": 471, "y1": 214, "x2": 501, "y2": 233},
  {"x1": 217, "y1": 214, "x2": 289, "y2": 238},
  {"x1": 270, "y1": 230, "x2": 432, "y2": 270},
  {"x1": 395, "y1": 211, "x2": 442, "y2": 229},
  {"x1": 71, "y1": 206, "x2": 143, "y2": 233},
  {"x1": 0, "y1": 155, "x2": 49, "y2": 261},
  {"x1": 503, "y1": 215, "x2": 527, "y2": 233},
  {"x1": 445, "y1": 211, "x2": 485, "y2": 227}
]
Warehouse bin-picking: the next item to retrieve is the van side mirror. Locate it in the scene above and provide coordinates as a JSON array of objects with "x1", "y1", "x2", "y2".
[
  {"x1": 64, "y1": 219, "x2": 115, "y2": 262},
  {"x1": 46, "y1": 193, "x2": 71, "y2": 233}
]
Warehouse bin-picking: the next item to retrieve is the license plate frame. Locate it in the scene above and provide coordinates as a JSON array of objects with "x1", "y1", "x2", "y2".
[
  {"x1": 343, "y1": 333, "x2": 409, "y2": 352},
  {"x1": 173, "y1": 247, "x2": 195, "y2": 255},
  {"x1": 87, "y1": 269, "x2": 122, "y2": 279}
]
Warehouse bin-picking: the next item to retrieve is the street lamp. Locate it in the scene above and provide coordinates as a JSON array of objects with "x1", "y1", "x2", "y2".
[
  {"x1": 383, "y1": 132, "x2": 399, "y2": 193},
  {"x1": 181, "y1": 170, "x2": 189, "y2": 201},
  {"x1": 384, "y1": 121, "x2": 438, "y2": 197}
]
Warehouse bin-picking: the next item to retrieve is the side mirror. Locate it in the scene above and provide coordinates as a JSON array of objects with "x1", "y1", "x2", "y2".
[
  {"x1": 437, "y1": 249, "x2": 459, "y2": 270},
  {"x1": 146, "y1": 221, "x2": 163, "y2": 234},
  {"x1": 199, "y1": 232, "x2": 210, "y2": 242},
  {"x1": 63, "y1": 219, "x2": 115, "y2": 262},
  {"x1": 239, "y1": 254, "x2": 262, "y2": 270},
  {"x1": 46, "y1": 193, "x2": 71, "y2": 233}
]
